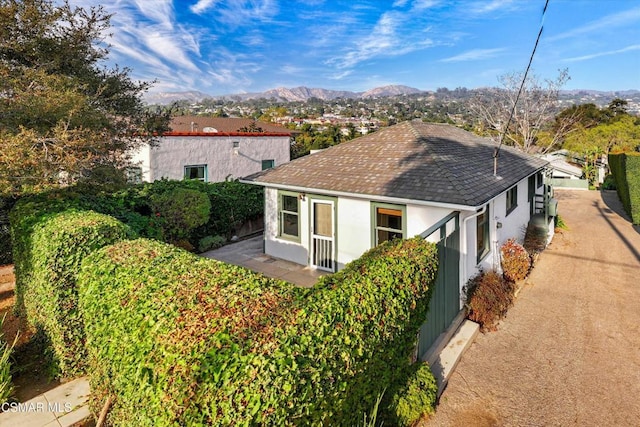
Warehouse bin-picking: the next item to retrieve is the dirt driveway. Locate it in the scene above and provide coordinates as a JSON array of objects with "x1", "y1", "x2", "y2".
[{"x1": 426, "y1": 190, "x2": 640, "y2": 427}]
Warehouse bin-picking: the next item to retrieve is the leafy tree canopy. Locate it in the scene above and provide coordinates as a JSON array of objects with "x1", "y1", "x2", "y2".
[{"x1": 0, "y1": 0, "x2": 170, "y2": 196}]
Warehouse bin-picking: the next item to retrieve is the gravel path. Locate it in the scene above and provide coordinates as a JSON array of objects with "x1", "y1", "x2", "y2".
[{"x1": 426, "y1": 190, "x2": 640, "y2": 427}]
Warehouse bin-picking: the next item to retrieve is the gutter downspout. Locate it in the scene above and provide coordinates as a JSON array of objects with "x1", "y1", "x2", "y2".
[{"x1": 460, "y1": 204, "x2": 487, "y2": 304}]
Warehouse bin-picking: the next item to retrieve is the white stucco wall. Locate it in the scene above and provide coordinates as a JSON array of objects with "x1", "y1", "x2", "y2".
[
  {"x1": 264, "y1": 187, "x2": 309, "y2": 266},
  {"x1": 130, "y1": 144, "x2": 151, "y2": 182},
  {"x1": 462, "y1": 176, "x2": 538, "y2": 286},
  {"x1": 132, "y1": 135, "x2": 290, "y2": 183},
  {"x1": 263, "y1": 190, "x2": 454, "y2": 271}
]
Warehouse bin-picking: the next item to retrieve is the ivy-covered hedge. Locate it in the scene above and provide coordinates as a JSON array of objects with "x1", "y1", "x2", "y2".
[
  {"x1": 10, "y1": 209, "x2": 132, "y2": 377},
  {"x1": 78, "y1": 237, "x2": 438, "y2": 426},
  {"x1": 609, "y1": 152, "x2": 640, "y2": 224}
]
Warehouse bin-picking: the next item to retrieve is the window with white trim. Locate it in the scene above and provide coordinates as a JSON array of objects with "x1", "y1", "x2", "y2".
[{"x1": 184, "y1": 165, "x2": 207, "y2": 182}]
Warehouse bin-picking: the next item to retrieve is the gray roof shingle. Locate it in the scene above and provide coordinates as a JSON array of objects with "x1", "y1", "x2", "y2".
[{"x1": 245, "y1": 120, "x2": 548, "y2": 207}]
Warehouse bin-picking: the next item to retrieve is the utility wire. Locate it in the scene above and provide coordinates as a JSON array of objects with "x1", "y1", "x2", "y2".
[{"x1": 493, "y1": 0, "x2": 550, "y2": 175}]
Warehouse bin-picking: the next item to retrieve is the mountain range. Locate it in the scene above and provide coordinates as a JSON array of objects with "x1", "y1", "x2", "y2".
[
  {"x1": 143, "y1": 85, "x2": 424, "y2": 105},
  {"x1": 143, "y1": 85, "x2": 640, "y2": 106}
]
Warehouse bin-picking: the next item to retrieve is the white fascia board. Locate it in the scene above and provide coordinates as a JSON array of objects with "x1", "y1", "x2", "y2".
[{"x1": 240, "y1": 180, "x2": 479, "y2": 212}]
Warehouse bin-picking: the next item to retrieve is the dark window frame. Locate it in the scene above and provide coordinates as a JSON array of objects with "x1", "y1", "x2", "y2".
[
  {"x1": 184, "y1": 164, "x2": 207, "y2": 182},
  {"x1": 476, "y1": 204, "x2": 490, "y2": 263},
  {"x1": 506, "y1": 185, "x2": 518, "y2": 216}
]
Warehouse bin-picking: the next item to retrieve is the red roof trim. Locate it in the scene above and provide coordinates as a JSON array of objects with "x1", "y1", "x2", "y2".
[{"x1": 162, "y1": 131, "x2": 291, "y2": 137}]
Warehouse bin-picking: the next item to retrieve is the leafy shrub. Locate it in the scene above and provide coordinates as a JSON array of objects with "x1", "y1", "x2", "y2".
[
  {"x1": 609, "y1": 152, "x2": 640, "y2": 224},
  {"x1": 601, "y1": 174, "x2": 617, "y2": 190},
  {"x1": 465, "y1": 270, "x2": 515, "y2": 332},
  {"x1": 523, "y1": 222, "x2": 547, "y2": 258},
  {"x1": 198, "y1": 235, "x2": 226, "y2": 252},
  {"x1": 150, "y1": 187, "x2": 211, "y2": 242},
  {"x1": 0, "y1": 196, "x2": 18, "y2": 266},
  {"x1": 387, "y1": 362, "x2": 438, "y2": 426},
  {"x1": 500, "y1": 238, "x2": 531, "y2": 282},
  {"x1": 78, "y1": 237, "x2": 438, "y2": 426},
  {"x1": 11, "y1": 209, "x2": 133, "y2": 377},
  {"x1": 0, "y1": 315, "x2": 17, "y2": 403},
  {"x1": 554, "y1": 214, "x2": 568, "y2": 231}
]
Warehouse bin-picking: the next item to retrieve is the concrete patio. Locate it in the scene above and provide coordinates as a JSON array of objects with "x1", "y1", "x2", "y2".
[{"x1": 201, "y1": 235, "x2": 327, "y2": 287}]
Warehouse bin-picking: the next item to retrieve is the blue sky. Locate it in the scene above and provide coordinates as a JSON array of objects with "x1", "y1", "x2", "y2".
[{"x1": 72, "y1": 0, "x2": 640, "y2": 95}]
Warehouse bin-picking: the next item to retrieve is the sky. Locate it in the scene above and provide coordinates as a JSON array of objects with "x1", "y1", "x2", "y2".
[{"x1": 70, "y1": 0, "x2": 640, "y2": 95}]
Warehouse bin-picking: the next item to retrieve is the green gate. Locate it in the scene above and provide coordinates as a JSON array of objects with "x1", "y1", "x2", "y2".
[{"x1": 417, "y1": 213, "x2": 460, "y2": 360}]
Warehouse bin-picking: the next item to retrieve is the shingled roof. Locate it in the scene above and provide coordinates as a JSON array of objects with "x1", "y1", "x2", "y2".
[{"x1": 245, "y1": 120, "x2": 548, "y2": 208}]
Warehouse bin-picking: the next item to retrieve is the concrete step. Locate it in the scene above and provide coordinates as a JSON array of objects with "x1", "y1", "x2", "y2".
[{"x1": 428, "y1": 320, "x2": 479, "y2": 396}]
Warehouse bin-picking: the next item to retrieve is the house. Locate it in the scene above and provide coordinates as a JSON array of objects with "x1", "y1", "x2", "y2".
[
  {"x1": 541, "y1": 150, "x2": 588, "y2": 189},
  {"x1": 129, "y1": 117, "x2": 292, "y2": 183},
  {"x1": 243, "y1": 120, "x2": 549, "y2": 359}
]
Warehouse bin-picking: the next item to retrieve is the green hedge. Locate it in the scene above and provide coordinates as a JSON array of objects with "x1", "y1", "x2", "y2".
[
  {"x1": 78, "y1": 237, "x2": 438, "y2": 426},
  {"x1": 609, "y1": 152, "x2": 640, "y2": 224},
  {"x1": 11, "y1": 209, "x2": 132, "y2": 376}
]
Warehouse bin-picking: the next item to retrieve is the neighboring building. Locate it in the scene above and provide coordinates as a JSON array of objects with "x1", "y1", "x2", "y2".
[
  {"x1": 130, "y1": 117, "x2": 292, "y2": 183},
  {"x1": 243, "y1": 120, "x2": 549, "y2": 358},
  {"x1": 541, "y1": 150, "x2": 598, "y2": 189}
]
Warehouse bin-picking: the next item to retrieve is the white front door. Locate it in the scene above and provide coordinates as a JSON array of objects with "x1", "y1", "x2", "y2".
[{"x1": 310, "y1": 199, "x2": 335, "y2": 271}]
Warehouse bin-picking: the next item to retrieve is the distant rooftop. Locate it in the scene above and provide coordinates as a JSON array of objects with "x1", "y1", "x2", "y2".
[{"x1": 167, "y1": 116, "x2": 292, "y2": 135}]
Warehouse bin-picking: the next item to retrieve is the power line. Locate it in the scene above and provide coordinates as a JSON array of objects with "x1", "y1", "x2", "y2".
[{"x1": 493, "y1": 0, "x2": 550, "y2": 176}]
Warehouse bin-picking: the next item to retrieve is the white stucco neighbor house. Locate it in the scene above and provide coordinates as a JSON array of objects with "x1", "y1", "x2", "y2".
[
  {"x1": 541, "y1": 150, "x2": 588, "y2": 189},
  {"x1": 243, "y1": 119, "x2": 549, "y2": 358},
  {"x1": 129, "y1": 117, "x2": 292, "y2": 183}
]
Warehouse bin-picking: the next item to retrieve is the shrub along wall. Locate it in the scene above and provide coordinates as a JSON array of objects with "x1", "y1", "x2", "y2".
[
  {"x1": 609, "y1": 152, "x2": 640, "y2": 224},
  {"x1": 10, "y1": 209, "x2": 132, "y2": 377},
  {"x1": 78, "y1": 237, "x2": 438, "y2": 426}
]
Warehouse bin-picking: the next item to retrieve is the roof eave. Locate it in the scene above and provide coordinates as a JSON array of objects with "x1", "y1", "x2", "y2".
[{"x1": 240, "y1": 179, "x2": 479, "y2": 211}]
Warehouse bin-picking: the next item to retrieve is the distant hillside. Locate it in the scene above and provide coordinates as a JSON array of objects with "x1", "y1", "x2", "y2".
[
  {"x1": 143, "y1": 86, "x2": 640, "y2": 106},
  {"x1": 143, "y1": 90, "x2": 212, "y2": 105},
  {"x1": 143, "y1": 85, "x2": 425, "y2": 105},
  {"x1": 361, "y1": 85, "x2": 423, "y2": 98}
]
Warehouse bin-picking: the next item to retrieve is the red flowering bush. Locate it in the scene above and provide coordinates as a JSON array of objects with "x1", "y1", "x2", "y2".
[
  {"x1": 500, "y1": 238, "x2": 531, "y2": 282},
  {"x1": 465, "y1": 270, "x2": 514, "y2": 332}
]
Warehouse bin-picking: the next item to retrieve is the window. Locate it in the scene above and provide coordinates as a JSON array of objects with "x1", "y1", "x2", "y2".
[
  {"x1": 506, "y1": 185, "x2": 518, "y2": 215},
  {"x1": 184, "y1": 165, "x2": 207, "y2": 181},
  {"x1": 476, "y1": 205, "x2": 490, "y2": 263},
  {"x1": 528, "y1": 175, "x2": 536, "y2": 215},
  {"x1": 536, "y1": 171, "x2": 543, "y2": 188},
  {"x1": 262, "y1": 159, "x2": 275, "y2": 170},
  {"x1": 372, "y1": 203, "x2": 405, "y2": 245},
  {"x1": 278, "y1": 192, "x2": 300, "y2": 241}
]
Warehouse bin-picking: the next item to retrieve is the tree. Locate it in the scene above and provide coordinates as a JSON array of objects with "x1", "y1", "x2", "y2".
[
  {"x1": 564, "y1": 115, "x2": 640, "y2": 155},
  {"x1": 468, "y1": 69, "x2": 570, "y2": 153},
  {"x1": 0, "y1": 0, "x2": 170, "y2": 196}
]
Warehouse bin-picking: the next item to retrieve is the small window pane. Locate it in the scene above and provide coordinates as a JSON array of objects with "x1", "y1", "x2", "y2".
[
  {"x1": 282, "y1": 195, "x2": 298, "y2": 213},
  {"x1": 262, "y1": 159, "x2": 275, "y2": 170},
  {"x1": 282, "y1": 213, "x2": 299, "y2": 236},
  {"x1": 378, "y1": 229, "x2": 402, "y2": 243},
  {"x1": 314, "y1": 203, "x2": 332, "y2": 237},
  {"x1": 377, "y1": 208, "x2": 402, "y2": 230}
]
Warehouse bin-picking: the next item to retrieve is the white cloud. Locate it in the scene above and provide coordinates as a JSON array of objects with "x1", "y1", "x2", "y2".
[
  {"x1": 190, "y1": 0, "x2": 219, "y2": 15},
  {"x1": 132, "y1": 0, "x2": 174, "y2": 28},
  {"x1": 440, "y1": 48, "x2": 505, "y2": 62},
  {"x1": 468, "y1": 0, "x2": 514, "y2": 14},
  {"x1": 548, "y1": 6, "x2": 640, "y2": 41},
  {"x1": 564, "y1": 44, "x2": 640, "y2": 62}
]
